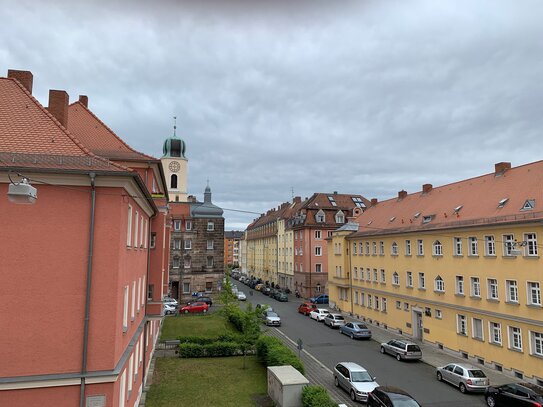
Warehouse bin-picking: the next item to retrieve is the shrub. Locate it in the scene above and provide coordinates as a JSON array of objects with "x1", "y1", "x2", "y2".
[
  {"x1": 178, "y1": 341, "x2": 243, "y2": 358},
  {"x1": 302, "y1": 386, "x2": 337, "y2": 407},
  {"x1": 177, "y1": 332, "x2": 242, "y2": 345},
  {"x1": 255, "y1": 336, "x2": 304, "y2": 375},
  {"x1": 178, "y1": 343, "x2": 206, "y2": 358},
  {"x1": 228, "y1": 308, "x2": 244, "y2": 332}
]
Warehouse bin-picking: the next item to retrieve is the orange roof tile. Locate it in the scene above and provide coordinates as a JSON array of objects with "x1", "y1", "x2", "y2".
[
  {"x1": 68, "y1": 101, "x2": 156, "y2": 161},
  {"x1": 351, "y1": 161, "x2": 543, "y2": 236}
]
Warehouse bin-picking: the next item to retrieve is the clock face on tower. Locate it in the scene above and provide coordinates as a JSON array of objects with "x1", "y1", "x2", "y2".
[{"x1": 169, "y1": 161, "x2": 180, "y2": 172}]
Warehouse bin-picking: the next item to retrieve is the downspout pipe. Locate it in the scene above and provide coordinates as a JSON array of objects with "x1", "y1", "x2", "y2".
[{"x1": 80, "y1": 172, "x2": 97, "y2": 407}]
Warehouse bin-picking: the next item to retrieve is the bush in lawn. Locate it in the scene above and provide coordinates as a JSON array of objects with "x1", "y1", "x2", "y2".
[
  {"x1": 178, "y1": 343, "x2": 206, "y2": 358},
  {"x1": 302, "y1": 386, "x2": 338, "y2": 407},
  {"x1": 177, "y1": 332, "x2": 242, "y2": 345},
  {"x1": 256, "y1": 336, "x2": 282, "y2": 362},
  {"x1": 255, "y1": 336, "x2": 305, "y2": 375},
  {"x1": 228, "y1": 308, "x2": 245, "y2": 332},
  {"x1": 179, "y1": 341, "x2": 242, "y2": 358}
]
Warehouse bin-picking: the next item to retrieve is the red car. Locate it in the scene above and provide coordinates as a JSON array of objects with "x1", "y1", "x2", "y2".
[
  {"x1": 179, "y1": 302, "x2": 209, "y2": 314},
  {"x1": 298, "y1": 302, "x2": 317, "y2": 316}
]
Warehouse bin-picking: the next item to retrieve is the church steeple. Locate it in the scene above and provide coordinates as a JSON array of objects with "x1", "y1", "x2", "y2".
[{"x1": 161, "y1": 116, "x2": 188, "y2": 202}]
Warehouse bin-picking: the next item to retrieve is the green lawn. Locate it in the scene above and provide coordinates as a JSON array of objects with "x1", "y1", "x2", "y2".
[
  {"x1": 160, "y1": 312, "x2": 236, "y2": 341},
  {"x1": 145, "y1": 356, "x2": 268, "y2": 407}
]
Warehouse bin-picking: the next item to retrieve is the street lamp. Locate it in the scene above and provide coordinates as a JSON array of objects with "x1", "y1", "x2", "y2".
[{"x1": 7, "y1": 174, "x2": 37, "y2": 204}]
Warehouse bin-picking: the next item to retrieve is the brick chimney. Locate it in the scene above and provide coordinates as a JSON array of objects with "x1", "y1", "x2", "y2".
[
  {"x1": 422, "y1": 184, "x2": 433, "y2": 194},
  {"x1": 370, "y1": 198, "x2": 378, "y2": 206},
  {"x1": 494, "y1": 162, "x2": 511, "y2": 175},
  {"x1": 398, "y1": 190, "x2": 407, "y2": 200},
  {"x1": 293, "y1": 196, "x2": 301, "y2": 204},
  {"x1": 79, "y1": 95, "x2": 88, "y2": 108},
  {"x1": 47, "y1": 90, "x2": 69, "y2": 128},
  {"x1": 7, "y1": 69, "x2": 33, "y2": 94}
]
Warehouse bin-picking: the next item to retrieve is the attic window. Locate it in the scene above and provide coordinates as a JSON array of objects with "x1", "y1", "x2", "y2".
[
  {"x1": 414, "y1": 212, "x2": 421, "y2": 218},
  {"x1": 498, "y1": 198, "x2": 509, "y2": 208},
  {"x1": 389, "y1": 216, "x2": 396, "y2": 223},
  {"x1": 328, "y1": 196, "x2": 337, "y2": 206},
  {"x1": 453, "y1": 205, "x2": 463, "y2": 214},
  {"x1": 422, "y1": 215, "x2": 434, "y2": 224},
  {"x1": 352, "y1": 197, "x2": 366, "y2": 208},
  {"x1": 522, "y1": 199, "x2": 535, "y2": 211}
]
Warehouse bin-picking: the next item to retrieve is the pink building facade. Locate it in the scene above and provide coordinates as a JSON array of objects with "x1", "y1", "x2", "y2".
[{"x1": 0, "y1": 70, "x2": 169, "y2": 406}]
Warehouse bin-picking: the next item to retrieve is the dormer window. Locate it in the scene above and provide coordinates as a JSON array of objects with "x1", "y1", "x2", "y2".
[
  {"x1": 315, "y1": 209, "x2": 325, "y2": 223},
  {"x1": 422, "y1": 215, "x2": 434, "y2": 224},
  {"x1": 335, "y1": 210, "x2": 345, "y2": 223},
  {"x1": 522, "y1": 199, "x2": 535, "y2": 211},
  {"x1": 498, "y1": 198, "x2": 509, "y2": 208}
]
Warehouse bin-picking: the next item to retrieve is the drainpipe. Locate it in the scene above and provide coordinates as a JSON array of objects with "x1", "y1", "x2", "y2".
[
  {"x1": 80, "y1": 172, "x2": 96, "y2": 407},
  {"x1": 142, "y1": 210, "x2": 155, "y2": 390},
  {"x1": 348, "y1": 239, "x2": 354, "y2": 316}
]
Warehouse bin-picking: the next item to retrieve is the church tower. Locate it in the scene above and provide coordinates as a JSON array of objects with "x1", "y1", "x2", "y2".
[{"x1": 161, "y1": 120, "x2": 188, "y2": 202}]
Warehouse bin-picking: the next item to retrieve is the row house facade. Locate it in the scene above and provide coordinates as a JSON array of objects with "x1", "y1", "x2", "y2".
[
  {"x1": 224, "y1": 230, "x2": 243, "y2": 267},
  {"x1": 0, "y1": 70, "x2": 170, "y2": 406},
  {"x1": 329, "y1": 162, "x2": 543, "y2": 384}
]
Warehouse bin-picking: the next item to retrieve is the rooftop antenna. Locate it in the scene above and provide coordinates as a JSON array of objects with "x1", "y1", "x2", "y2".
[
  {"x1": 291, "y1": 187, "x2": 294, "y2": 200},
  {"x1": 173, "y1": 116, "x2": 177, "y2": 137}
]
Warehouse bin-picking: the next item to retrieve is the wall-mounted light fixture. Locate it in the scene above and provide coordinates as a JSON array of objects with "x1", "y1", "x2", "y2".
[{"x1": 7, "y1": 173, "x2": 37, "y2": 204}]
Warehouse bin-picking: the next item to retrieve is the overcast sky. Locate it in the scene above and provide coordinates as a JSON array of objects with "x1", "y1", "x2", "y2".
[{"x1": 3, "y1": 0, "x2": 543, "y2": 230}]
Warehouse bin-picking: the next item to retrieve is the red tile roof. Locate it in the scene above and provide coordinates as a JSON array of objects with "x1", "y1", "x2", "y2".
[
  {"x1": 0, "y1": 77, "x2": 127, "y2": 172},
  {"x1": 351, "y1": 161, "x2": 543, "y2": 237},
  {"x1": 68, "y1": 101, "x2": 156, "y2": 161}
]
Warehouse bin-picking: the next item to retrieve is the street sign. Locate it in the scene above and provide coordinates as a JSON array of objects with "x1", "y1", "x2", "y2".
[{"x1": 297, "y1": 338, "x2": 303, "y2": 359}]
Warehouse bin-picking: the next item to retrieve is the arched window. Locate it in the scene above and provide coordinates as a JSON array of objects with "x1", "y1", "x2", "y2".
[
  {"x1": 391, "y1": 242, "x2": 398, "y2": 255},
  {"x1": 435, "y1": 275, "x2": 445, "y2": 292},
  {"x1": 170, "y1": 174, "x2": 178, "y2": 189},
  {"x1": 393, "y1": 272, "x2": 399, "y2": 285},
  {"x1": 433, "y1": 240, "x2": 443, "y2": 256}
]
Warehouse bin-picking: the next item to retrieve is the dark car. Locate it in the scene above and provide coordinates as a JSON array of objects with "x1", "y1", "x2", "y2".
[
  {"x1": 485, "y1": 382, "x2": 543, "y2": 407},
  {"x1": 309, "y1": 294, "x2": 329, "y2": 304},
  {"x1": 262, "y1": 286, "x2": 271, "y2": 296},
  {"x1": 188, "y1": 296, "x2": 213, "y2": 306},
  {"x1": 275, "y1": 292, "x2": 288, "y2": 302},
  {"x1": 368, "y1": 386, "x2": 421, "y2": 407}
]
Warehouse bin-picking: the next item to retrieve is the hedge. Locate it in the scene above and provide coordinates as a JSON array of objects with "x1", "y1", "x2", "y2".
[
  {"x1": 302, "y1": 386, "x2": 338, "y2": 407},
  {"x1": 255, "y1": 336, "x2": 304, "y2": 375},
  {"x1": 177, "y1": 332, "x2": 242, "y2": 345},
  {"x1": 178, "y1": 341, "x2": 243, "y2": 358}
]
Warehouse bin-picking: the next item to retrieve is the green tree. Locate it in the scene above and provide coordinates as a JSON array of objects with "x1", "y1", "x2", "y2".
[
  {"x1": 238, "y1": 303, "x2": 262, "y2": 369},
  {"x1": 219, "y1": 276, "x2": 239, "y2": 318}
]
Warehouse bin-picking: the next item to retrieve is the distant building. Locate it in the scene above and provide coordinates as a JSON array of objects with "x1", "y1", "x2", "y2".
[{"x1": 224, "y1": 230, "x2": 244, "y2": 266}]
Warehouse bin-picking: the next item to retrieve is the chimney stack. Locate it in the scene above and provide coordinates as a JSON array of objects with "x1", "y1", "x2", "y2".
[
  {"x1": 7, "y1": 69, "x2": 33, "y2": 94},
  {"x1": 370, "y1": 198, "x2": 378, "y2": 206},
  {"x1": 422, "y1": 184, "x2": 433, "y2": 194},
  {"x1": 398, "y1": 190, "x2": 407, "y2": 200},
  {"x1": 494, "y1": 162, "x2": 511, "y2": 175},
  {"x1": 47, "y1": 90, "x2": 69, "y2": 128},
  {"x1": 293, "y1": 196, "x2": 301, "y2": 204},
  {"x1": 79, "y1": 95, "x2": 88, "y2": 108}
]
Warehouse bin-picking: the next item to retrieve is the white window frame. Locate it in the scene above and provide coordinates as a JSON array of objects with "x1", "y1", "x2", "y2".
[
  {"x1": 207, "y1": 240, "x2": 214, "y2": 250},
  {"x1": 139, "y1": 216, "x2": 144, "y2": 248},
  {"x1": 405, "y1": 240, "x2": 411, "y2": 256},
  {"x1": 137, "y1": 278, "x2": 141, "y2": 313},
  {"x1": 173, "y1": 220, "x2": 181, "y2": 231},
  {"x1": 315, "y1": 246, "x2": 322, "y2": 256},
  {"x1": 471, "y1": 277, "x2": 481, "y2": 297},
  {"x1": 472, "y1": 318, "x2": 484, "y2": 341},
  {"x1": 185, "y1": 220, "x2": 192, "y2": 230},
  {"x1": 315, "y1": 263, "x2": 322, "y2": 273},
  {"x1": 127, "y1": 205, "x2": 133, "y2": 246},
  {"x1": 506, "y1": 280, "x2": 518, "y2": 303},
  {"x1": 372, "y1": 242, "x2": 377, "y2": 255},
  {"x1": 468, "y1": 236, "x2": 478, "y2": 256},
  {"x1": 531, "y1": 331, "x2": 543, "y2": 356},
  {"x1": 488, "y1": 278, "x2": 499, "y2": 300},
  {"x1": 123, "y1": 285, "x2": 129, "y2": 332},
  {"x1": 433, "y1": 240, "x2": 443, "y2": 256},
  {"x1": 134, "y1": 211, "x2": 139, "y2": 248},
  {"x1": 484, "y1": 235, "x2": 496, "y2": 256},
  {"x1": 457, "y1": 314, "x2": 467, "y2": 335},
  {"x1": 379, "y1": 241, "x2": 384, "y2": 255},
  {"x1": 184, "y1": 239, "x2": 192, "y2": 250},
  {"x1": 143, "y1": 219, "x2": 148, "y2": 248},
  {"x1": 503, "y1": 234, "x2": 515, "y2": 256},
  {"x1": 119, "y1": 370, "x2": 126, "y2": 406},
  {"x1": 380, "y1": 269, "x2": 386, "y2": 283},
  {"x1": 207, "y1": 221, "x2": 214, "y2": 231},
  {"x1": 406, "y1": 271, "x2": 413, "y2": 288},
  {"x1": 173, "y1": 239, "x2": 182, "y2": 250},
  {"x1": 315, "y1": 230, "x2": 322, "y2": 240},
  {"x1": 417, "y1": 239, "x2": 424, "y2": 256},
  {"x1": 435, "y1": 276, "x2": 445, "y2": 292},
  {"x1": 392, "y1": 272, "x2": 399, "y2": 286},
  {"x1": 527, "y1": 281, "x2": 541, "y2": 306},
  {"x1": 454, "y1": 237, "x2": 462, "y2": 256},
  {"x1": 508, "y1": 326, "x2": 523, "y2": 351},
  {"x1": 524, "y1": 233, "x2": 538, "y2": 256},
  {"x1": 456, "y1": 276, "x2": 464, "y2": 295},
  {"x1": 418, "y1": 272, "x2": 425, "y2": 289},
  {"x1": 391, "y1": 242, "x2": 398, "y2": 255},
  {"x1": 131, "y1": 281, "x2": 136, "y2": 321},
  {"x1": 489, "y1": 322, "x2": 502, "y2": 345},
  {"x1": 128, "y1": 354, "x2": 133, "y2": 396}
]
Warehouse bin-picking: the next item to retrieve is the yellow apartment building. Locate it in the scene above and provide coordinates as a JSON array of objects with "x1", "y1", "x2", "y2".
[{"x1": 328, "y1": 161, "x2": 543, "y2": 385}]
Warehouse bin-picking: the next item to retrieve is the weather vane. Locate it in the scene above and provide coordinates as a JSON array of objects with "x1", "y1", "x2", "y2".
[{"x1": 173, "y1": 116, "x2": 177, "y2": 137}]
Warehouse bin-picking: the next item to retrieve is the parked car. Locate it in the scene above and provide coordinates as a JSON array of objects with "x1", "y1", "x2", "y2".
[
  {"x1": 309, "y1": 308, "x2": 330, "y2": 322},
  {"x1": 309, "y1": 294, "x2": 329, "y2": 304},
  {"x1": 298, "y1": 302, "x2": 317, "y2": 316},
  {"x1": 368, "y1": 386, "x2": 421, "y2": 407},
  {"x1": 163, "y1": 303, "x2": 177, "y2": 315},
  {"x1": 255, "y1": 283, "x2": 264, "y2": 291},
  {"x1": 334, "y1": 362, "x2": 379, "y2": 402},
  {"x1": 380, "y1": 339, "x2": 422, "y2": 361},
  {"x1": 436, "y1": 363, "x2": 489, "y2": 393},
  {"x1": 324, "y1": 313, "x2": 345, "y2": 328},
  {"x1": 262, "y1": 286, "x2": 271, "y2": 296},
  {"x1": 163, "y1": 296, "x2": 178, "y2": 306},
  {"x1": 188, "y1": 296, "x2": 213, "y2": 306},
  {"x1": 339, "y1": 322, "x2": 372, "y2": 339},
  {"x1": 274, "y1": 292, "x2": 288, "y2": 302},
  {"x1": 179, "y1": 302, "x2": 209, "y2": 314},
  {"x1": 256, "y1": 304, "x2": 272, "y2": 314},
  {"x1": 263, "y1": 311, "x2": 281, "y2": 326},
  {"x1": 237, "y1": 291, "x2": 247, "y2": 301},
  {"x1": 485, "y1": 382, "x2": 543, "y2": 407}
]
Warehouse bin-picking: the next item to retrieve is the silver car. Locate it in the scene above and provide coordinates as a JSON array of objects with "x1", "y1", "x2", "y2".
[
  {"x1": 436, "y1": 363, "x2": 489, "y2": 393},
  {"x1": 263, "y1": 311, "x2": 281, "y2": 326},
  {"x1": 324, "y1": 313, "x2": 345, "y2": 328},
  {"x1": 380, "y1": 340, "x2": 422, "y2": 361},
  {"x1": 334, "y1": 362, "x2": 379, "y2": 402}
]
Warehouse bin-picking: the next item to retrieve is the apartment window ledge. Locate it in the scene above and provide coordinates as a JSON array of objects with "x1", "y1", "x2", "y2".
[
  {"x1": 392, "y1": 283, "x2": 400, "y2": 287},
  {"x1": 455, "y1": 293, "x2": 465, "y2": 297},
  {"x1": 457, "y1": 332, "x2": 468, "y2": 337},
  {"x1": 530, "y1": 353, "x2": 543, "y2": 360},
  {"x1": 472, "y1": 337, "x2": 484, "y2": 342},
  {"x1": 508, "y1": 347, "x2": 524, "y2": 354},
  {"x1": 418, "y1": 288, "x2": 426, "y2": 291},
  {"x1": 453, "y1": 254, "x2": 464, "y2": 257},
  {"x1": 468, "y1": 255, "x2": 479, "y2": 258},
  {"x1": 526, "y1": 304, "x2": 542, "y2": 309},
  {"x1": 391, "y1": 254, "x2": 399, "y2": 257},
  {"x1": 483, "y1": 255, "x2": 497, "y2": 259},
  {"x1": 416, "y1": 255, "x2": 425, "y2": 258},
  {"x1": 123, "y1": 326, "x2": 128, "y2": 333},
  {"x1": 505, "y1": 301, "x2": 520, "y2": 306},
  {"x1": 523, "y1": 255, "x2": 540, "y2": 259},
  {"x1": 489, "y1": 342, "x2": 503, "y2": 348},
  {"x1": 131, "y1": 317, "x2": 135, "y2": 322},
  {"x1": 404, "y1": 254, "x2": 412, "y2": 257},
  {"x1": 432, "y1": 255, "x2": 443, "y2": 259},
  {"x1": 406, "y1": 286, "x2": 413, "y2": 289},
  {"x1": 434, "y1": 290, "x2": 445, "y2": 294},
  {"x1": 487, "y1": 298, "x2": 500, "y2": 303},
  {"x1": 470, "y1": 296, "x2": 482, "y2": 300},
  {"x1": 501, "y1": 255, "x2": 517, "y2": 259}
]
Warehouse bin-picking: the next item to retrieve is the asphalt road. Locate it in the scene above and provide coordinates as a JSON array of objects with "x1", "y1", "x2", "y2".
[{"x1": 235, "y1": 281, "x2": 487, "y2": 407}]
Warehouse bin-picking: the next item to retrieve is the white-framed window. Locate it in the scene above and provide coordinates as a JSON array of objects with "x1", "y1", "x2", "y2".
[
  {"x1": 172, "y1": 257, "x2": 180, "y2": 268},
  {"x1": 353, "y1": 267, "x2": 358, "y2": 279},
  {"x1": 315, "y1": 230, "x2": 322, "y2": 240},
  {"x1": 335, "y1": 211, "x2": 345, "y2": 223},
  {"x1": 503, "y1": 234, "x2": 515, "y2": 256},
  {"x1": 366, "y1": 268, "x2": 371, "y2": 281},
  {"x1": 139, "y1": 216, "x2": 144, "y2": 247},
  {"x1": 379, "y1": 241, "x2": 384, "y2": 255},
  {"x1": 128, "y1": 354, "x2": 133, "y2": 396},
  {"x1": 207, "y1": 240, "x2": 214, "y2": 250},
  {"x1": 435, "y1": 309, "x2": 443, "y2": 319},
  {"x1": 508, "y1": 326, "x2": 523, "y2": 351},
  {"x1": 391, "y1": 242, "x2": 398, "y2": 255},
  {"x1": 315, "y1": 264, "x2": 322, "y2": 273},
  {"x1": 488, "y1": 279, "x2": 499, "y2": 300},
  {"x1": 119, "y1": 369, "x2": 126, "y2": 406},
  {"x1": 207, "y1": 221, "x2": 214, "y2": 231},
  {"x1": 131, "y1": 281, "x2": 136, "y2": 321},
  {"x1": 141, "y1": 276, "x2": 145, "y2": 307},
  {"x1": 417, "y1": 239, "x2": 424, "y2": 256},
  {"x1": 506, "y1": 280, "x2": 518, "y2": 303},
  {"x1": 354, "y1": 291, "x2": 359, "y2": 304},
  {"x1": 183, "y1": 282, "x2": 190, "y2": 294},
  {"x1": 123, "y1": 285, "x2": 129, "y2": 332},
  {"x1": 184, "y1": 239, "x2": 192, "y2": 250},
  {"x1": 406, "y1": 271, "x2": 413, "y2": 288},
  {"x1": 404, "y1": 302, "x2": 409, "y2": 311},
  {"x1": 433, "y1": 240, "x2": 443, "y2": 256},
  {"x1": 382, "y1": 297, "x2": 387, "y2": 312},
  {"x1": 527, "y1": 282, "x2": 541, "y2": 306},
  {"x1": 150, "y1": 233, "x2": 156, "y2": 249},
  {"x1": 380, "y1": 269, "x2": 386, "y2": 283},
  {"x1": 472, "y1": 318, "x2": 484, "y2": 340},
  {"x1": 468, "y1": 237, "x2": 478, "y2": 256},
  {"x1": 143, "y1": 219, "x2": 148, "y2": 248},
  {"x1": 524, "y1": 233, "x2": 538, "y2": 256},
  {"x1": 315, "y1": 246, "x2": 322, "y2": 256},
  {"x1": 485, "y1": 235, "x2": 496, "y2": 256},
  {"x1": 418, "y1": 272, "x2": 425, "y2": 289},
  {"x1": 454, "y1": 237, "x2": 463, "y2": 256},
  {"x1": 456, "y1": 276, "x2": 464, "y2": 295},
  {"x1": 316, "y1": 210, "x2": 325, "y2": 223},
  {"x1": 373, "y1": 269, "x2": 378, "y2": 282},
  {"x1": 392, "y1": 272, "x2": 399, "y2": 285},
  {"x1": 207, "y1": 257, "x2": 214, "y2": 267},
  {"x1": 352, "y1": 242, "x2": 357, "y2": 255},
  {"x1": 471, "y1": 277, "x2": 481, "y2": 297},
  {"x1": 173, "y1": 220, "x2": 181, "y2": 231},
  {"x1": 405, "y1": 240, "x2": 411, "y2": 256},
  {"x1": 457, "y1": 314, "x2": 467, "y2": 335},
  {"x1": 173, "y1": 239, "x2": 181, "y2": 250},
  {"x1": 133, "y1": 211, "x2": 139, "y2": 248},
  {"x1": 135, "y1": 341, "x2": 140, "y2": 375},
  {"x1": 372, "y1": 242, "x2": 377, "y2": 255},
  {"x1": 435, "y1": 276, "x2": 445, "y2": 292},
  {"x1": 137, "y1": 278, "x2": 141, "y2": 313},
  {"x1": 531, "y1": 331, "x2": 543, "y2": 356},
  {"x1": 185, "y1": 220, "x2": 192, "y2": 230},
  {"x1": 127, "y1": 205, "x2": 133, "y2": 246},
  {"x1": 359, "y1": 243, "x2": 363, "y2": 254},
  {"x1": 396, "y1": 300, "x2": 401, "y2": 309},
  {"x1": 375, "y1": 296, "x2": 380, "y2": 310},
  {"x1": 361, "y1": 293, "x2": 365, "y2": 306},
  {"x1": 489, "y1": 322, "x2": 502, "y2": 345},
  {"x1": 365, "y1": 242, "x2": 370, "y2": 255},
  {"x1": 367, "y1": 294, "x2": 373, "y2": 308}
]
